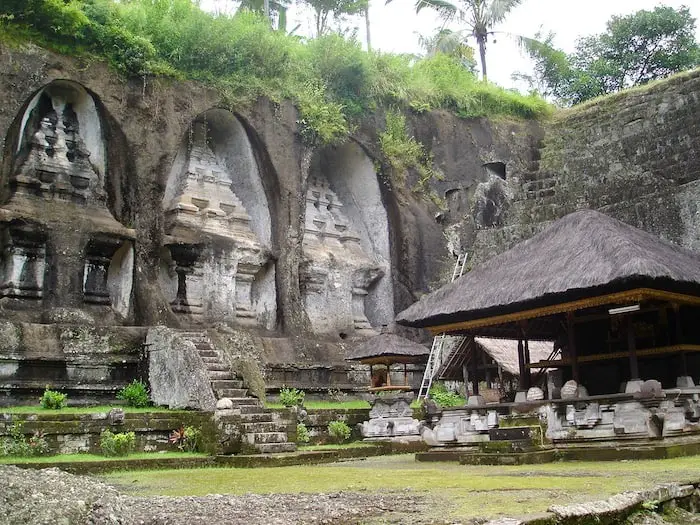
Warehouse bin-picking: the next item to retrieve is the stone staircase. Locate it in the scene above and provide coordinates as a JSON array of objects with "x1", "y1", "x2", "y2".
[{"x1": 177, "y1": 330, "x2": 296, "y2": 454}]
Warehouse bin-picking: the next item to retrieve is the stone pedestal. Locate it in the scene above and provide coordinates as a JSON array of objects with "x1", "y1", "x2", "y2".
[
  {"x1": 83, "y1": 237, "x2": 122, "y2": 305},
  {"x1": 167, "y1": 243, "x2": 204, "y2": 315},
  {"x1": 360, "y1": 392, "x2": 421, "y2": 438},
  {"x1": 234, "y1": 262, "x2": 258, "y2": 324}
]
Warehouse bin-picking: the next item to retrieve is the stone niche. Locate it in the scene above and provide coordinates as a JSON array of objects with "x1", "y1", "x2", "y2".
[
  {"x1": 301, "y1": 144, "x2": 393, "y2": 337},
  {"x1": 161, "y1": 111, "x2": 275, "y2": 327},
  {"x1": 0, "y1": 81, "x2": 134, "y2": 322}
]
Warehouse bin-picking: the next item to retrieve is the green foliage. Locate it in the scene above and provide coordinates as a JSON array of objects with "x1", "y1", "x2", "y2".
[
  {"x1": 296, "y1": 422, "x2": 310, "y2": 444},
  {"x1": 279, "y1": 387, "x2": 306, "y2": 407},
  {"x1": 0, "y1": 423, "x2": 50, "y2": 457},
  {"x1": 379, "y1": 109, "x2": 443, "y2": 205},
  {"x1": 100, "y1": 429, "x2": 136, "y2": 456},
  {"x1": 327, "y1": 420, "x2": 351, "y2": 443},
  {"x1": 2, "y1": 0, "x2": 549, "y2": 143},
  {"x1": 168, "y1": 425, "x2": 202, "y2": 452},
  {"x1": 522, "y1": 6, "x2": 700, "y2": 105},
  {"x1": 117, "y1": 379, "x2": 151, "y2": 408},
  {"x1": 40, "y1": 388, "x2": 67, "y2": 410},
  {"x1": 302, "y1": 0, "x2": 367, "y2": 36},
  {"x1": 428, "y1": 382, "x2": 463, "y2": 407}
]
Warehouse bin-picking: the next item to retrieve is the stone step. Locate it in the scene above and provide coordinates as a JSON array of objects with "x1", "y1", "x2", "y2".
[
  {"x1": 212, "y1": 380, "x2": 245, "y2": 390},
  {"x1": 200, "y1": 356, "x2": 220, "y2": 364},
  {"x1": 217, "y1": 388, "x2": 249, "y2": 398},
  {"x1": 194, "y1": 341, "x2": 214, "y2": 350},
  {"x1": 254, "y1": 442, "x2": 297, "y2": 454},
  {"x1": 242, "y1": 422, "x2": 288, "y2": 434},
  {"x1": 199, "y1": 349, "x2": 218, "y2": 358},
  {"x1": 239, "y1": 404, "x2": 266, "y2": 414},
  {"x1": 248, "y1": 431, "x2": 288, "y2": 444},
  {"x1": 206, "y1": 363, "x2": 230, "y2": 372},
  {"x1": 240, "y1": 412, "x2": 274, "y2": 423},
  {"x1": 207, "y1": 370, "x2": 235, "y2": 380},
  {"x1": 228, "y1": 397, "x2": 262, "y2": 407}
]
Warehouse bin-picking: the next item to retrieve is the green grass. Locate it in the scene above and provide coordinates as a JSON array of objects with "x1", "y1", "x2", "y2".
[
  {"x1": 298, "y1": 442, "x2": 376, "y2": 450},
  {"x1": 0, "y1": 451, "x2": 205, "y2": 464},
  {"x1": 266, "y1": 400, "x2": 370, "y2": 410},
  {"x1": 0, "y1": 405, "x2": 186, "y2": 415},
  {"x1": 101, "y1": 455, "x2": 700, "y2": 521}
]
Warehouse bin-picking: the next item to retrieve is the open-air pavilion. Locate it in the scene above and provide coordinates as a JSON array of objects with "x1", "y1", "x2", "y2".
[
  {"x1": 397, "y1": 210, "x2": 700, "y2": 445},
  {"x1": 398, "y1": 210, "x2": 700, "y2": 396}
]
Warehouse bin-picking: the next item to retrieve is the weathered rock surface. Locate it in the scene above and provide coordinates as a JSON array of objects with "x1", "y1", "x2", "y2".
[{"x1": 147, "y1": 326, "x2": 216, "y2": 410}]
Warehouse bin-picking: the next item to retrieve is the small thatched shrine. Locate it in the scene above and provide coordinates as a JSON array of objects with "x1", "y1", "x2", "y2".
[
  {"x1": 397, "y1": 211, "x2": 700, "y2": 447},
  {"x1": 439, "y1": 337, "x2": 553, "y2": 402},
  {"x1": 346, "y1": 333, "x2": 428, "y2": 439}
]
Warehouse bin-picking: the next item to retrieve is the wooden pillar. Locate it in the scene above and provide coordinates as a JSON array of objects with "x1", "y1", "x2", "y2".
[
  {"x1": 674, "y1": 304, "x2": 688, "y2": 376},
  {"x1": 523, "y1": 338, "x2": 531, "y2": 390},
  {"x1": 471, "y1": 346, "x2": 479, "y2": 395},
  {"x1": 627, "y1": 316, "x2": 639, "y2": 380},
  {"x1": 517, "y1": 338, "x2": 527, "y2": 391},
  {"x1": 385, "y1": 364, "x2": 392, "y2": 386},
  {"x1": 462, "y1": 362, "x2": 470, "y2": 396},
  {"x1": 482, "y1": 348, "x2": 491, "y2": 388},
  {"x1": 567, "y1": 312, "x2": 579, "y2": 382}
]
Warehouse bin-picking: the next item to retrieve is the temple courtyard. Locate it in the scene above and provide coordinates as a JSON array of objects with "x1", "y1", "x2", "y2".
[{"x1": 2, "y1": 455, "x2": 700, "y2": 524}]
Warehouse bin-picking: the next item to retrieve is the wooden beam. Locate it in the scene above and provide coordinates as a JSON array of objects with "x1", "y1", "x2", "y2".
[
  {"x1": 526, "y1": 344, "x2": 700, "y2": 368},
  {"x1": 517, "y1": 338, "x2": 527, "y2": 391},
  {"x1": 567, "y1": 312, "x2": 579, "y2": 382},
  {"x1": 426, "y1": 288, "x2": 700, "y2": 335},
  {"x1": 627, "y1": 316, "x2": 639, "y2": 380}
]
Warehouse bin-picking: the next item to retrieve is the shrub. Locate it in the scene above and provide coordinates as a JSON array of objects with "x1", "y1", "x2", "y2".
[
  {"x1": 0, "y1": 423, "x2": 49, "y2": 457},
  {"x1": 428, "y1": 382, "x2": 463, "y2": 407},
  {"x1": 40, "y1": 387, "x2": 67, "y2": 409},
  {"x1": 296, "y1": 422, "x2": 310, "y2": 444},
  {"x1": 279, "y1": 387, "x2": 305, "y2": 407},
  {"x1": 100, "y1": 429, "x2": 135, "y2": 456},
  {"x1": 168, "y1": 425, "x2": 201, "y2": 452},
  {"x1": 117, "y1": 379, "x2": 151, "y2": 408},
  {"x1": 327, "y1": 420, "x2": 351, "y2": 444}
]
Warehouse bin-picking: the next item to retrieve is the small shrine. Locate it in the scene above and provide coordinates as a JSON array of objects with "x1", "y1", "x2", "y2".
[{"x1": 346, "y1": 333, "x2": 429, "y2": 439}]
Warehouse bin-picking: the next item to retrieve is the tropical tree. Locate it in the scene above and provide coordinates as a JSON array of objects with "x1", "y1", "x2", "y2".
[
  {"x1": 519, "y1": 6, "x2": 700, "y2": 105},
  {"x1": 237, "y1": 0, "x2": 291, "y2": 30},
  {"x1": 411, "y1": 0, "x2": 524, "y2": 80},
  {"x1": 302, "y1": 0, "x2": 368, "y2": 36},
  {"x1": 418, "y1": 28, "x2": 477, "y2": 73}
]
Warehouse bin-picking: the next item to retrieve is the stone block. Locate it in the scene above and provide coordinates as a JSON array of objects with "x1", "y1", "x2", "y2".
[
  {"x1": 487, "y1": 410, "x2": 498, "y2": 428},
  {"x1": 624, "y1": 379, "x2": 644, "y2": 394},
  {"x1": 662, "y1": 408, "x2": 687, "y2": 435},
  {"x1": 467, "y1": 395, "x2": 486, "y2": 407},
  {"x1": 677, "y1": 376, "x2": 695, "y2": 388},
  {"x1": 514, "y1": 391, "x2": 528, "y2": 403}
]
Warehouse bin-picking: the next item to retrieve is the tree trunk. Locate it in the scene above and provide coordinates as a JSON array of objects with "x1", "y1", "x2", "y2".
[
  {"x1": 365, "y1": 5, "x2": 372, "y2": 51},
  {"x1": 263, "y1": 0, "x2": 270, "y2": 22},
  {"x1": 477, "y1": 35, "x2": 487, "y2": 81}
]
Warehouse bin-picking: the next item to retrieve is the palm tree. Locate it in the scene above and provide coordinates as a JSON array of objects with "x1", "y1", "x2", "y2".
[
  {"x1": 413, "y1": 0, "x2": 524, "y2": 81},
  {"x1": 237, "y1": 0, "x2": 291, "y2": 30}
]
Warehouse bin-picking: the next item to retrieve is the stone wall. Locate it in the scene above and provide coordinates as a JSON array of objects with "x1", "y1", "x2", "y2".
[{"x1": 469, "y1": 70, "x2": 700, "y2": 264}]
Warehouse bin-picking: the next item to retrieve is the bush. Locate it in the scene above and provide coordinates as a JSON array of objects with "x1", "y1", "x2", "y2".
[
  {"x1": 117, "y1": 379, "x2": 151, "y2": 408},
  {"x1": 327, "y1": 420, "x2": 351, "y2": 444},
  {"x1": 279, "y1": 387, "x2": 305, "y2": 407},
  {"x1": 168, "y1": 425, "x2": 201, "y2": 452},
  {"x1": 296, "y1": 422, "x2": 310, "y2": 444},
  {"x1": 428, "y1": 382, "x2": 463, "y2": 407},
  {"x1": 0, "y1": 423, "x2": 49, "y2": 457},
  {"x1": 99, "y1": 429, "x2": 135, "y2": 456},
  {"x1": 40, "y1": 388, "x2": 67, "y2": 409}
]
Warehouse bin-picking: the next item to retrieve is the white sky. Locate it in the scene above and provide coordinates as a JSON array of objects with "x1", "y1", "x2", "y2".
[{"x1": 201, "y1": 0, "x2": 700, "y2": 90}]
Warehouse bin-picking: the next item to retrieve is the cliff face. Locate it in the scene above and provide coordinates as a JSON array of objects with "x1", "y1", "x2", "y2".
[{"x1": 0, "y1": 42, "x2": 697, "y2": 340}]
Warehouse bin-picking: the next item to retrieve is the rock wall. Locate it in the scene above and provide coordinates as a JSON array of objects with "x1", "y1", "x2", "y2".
[{"x1": 469, "y1": 69, "x2": 700, "y2": 263}]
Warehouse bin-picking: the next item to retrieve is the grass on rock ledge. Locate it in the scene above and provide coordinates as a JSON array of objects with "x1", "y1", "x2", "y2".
[
  {"x1": 266, "y1": 400, "x2": 370, "y2": 410},
  {"x1": 1, "y1": 405, "x2": 187, "y2": 414},
  {"x1": 0, "y1": 452, "x2": 205, "y2": 464},
  {"x1": 102, "y1": 454, "x2": 700, "y2": 521}
]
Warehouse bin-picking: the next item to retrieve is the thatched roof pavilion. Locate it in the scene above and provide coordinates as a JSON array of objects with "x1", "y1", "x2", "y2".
[
  {"x1": 397, "y1": 210, "x2": 700, "y2": 340},
  {"x1": 346, "y1": 334, "x2": 429, "y2": 392},
  {"x1": 397, "y1": 210, "x2": 700, "y2": 395}
]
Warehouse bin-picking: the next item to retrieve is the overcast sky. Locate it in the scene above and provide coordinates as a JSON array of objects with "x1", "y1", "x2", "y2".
[{"x1": 202, "y1": 0, "x2": 700, "y2": 90}]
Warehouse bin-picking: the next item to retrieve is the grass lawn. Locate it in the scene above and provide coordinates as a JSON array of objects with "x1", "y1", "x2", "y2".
[
  {"x1": 297, "y1": 442, "x2": 377, "y2": 450},
  {"x1": 0, "y1": 452, "x2": 206, "y2": 464},
  {"x1": 0, "y1": 405, "x2": 186, "y2": 415},
  {"x1": 102, "y1": 454, "x2": 700, "y2": 521}
]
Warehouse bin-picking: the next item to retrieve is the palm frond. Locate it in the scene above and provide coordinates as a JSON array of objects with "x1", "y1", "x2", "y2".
[
  {"x1": 414, "y1": 0, "x2": 459, "y2": 19},
  {"x1": 487, "y1": 0, "x2": 523, "y2": 24}
]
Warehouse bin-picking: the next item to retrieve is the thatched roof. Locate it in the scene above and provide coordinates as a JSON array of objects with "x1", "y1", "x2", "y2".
[
  {"x1": 397, "y1": 210, "x2": 700, "y2": 329},
  {"x1": 346, "y1": 334, "x2": 430, "y2": 364},
  {"x1": 475, "y1": 338, "x2": 552, "y2": 376}
]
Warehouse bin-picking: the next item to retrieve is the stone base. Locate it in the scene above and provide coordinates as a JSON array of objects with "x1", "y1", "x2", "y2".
[{"x1": 361, "y1": 416, "x2": 421, "y2": 438}]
